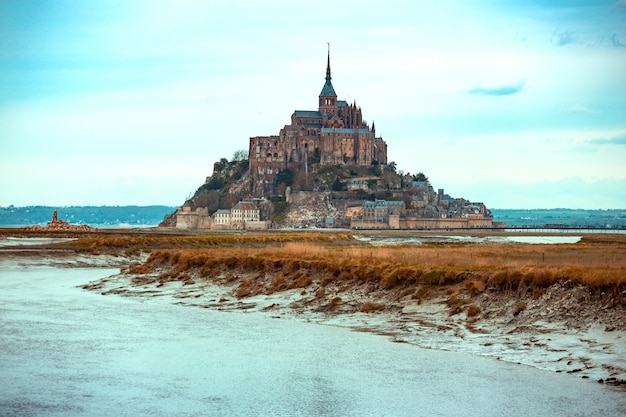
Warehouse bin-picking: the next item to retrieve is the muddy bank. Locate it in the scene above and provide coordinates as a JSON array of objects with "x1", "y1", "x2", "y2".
[{"x1": 81, "y1": 258, "x2": 626, "y2": 389}]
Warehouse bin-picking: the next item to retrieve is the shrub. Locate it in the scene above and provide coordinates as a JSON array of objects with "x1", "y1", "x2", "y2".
[
  {"x1": 321, "y1": 274, "x2": 337, "y2": 287},
  {"x1": 447, "y1": 295, "x2": 466, "y2": 308},
  {"x1": 236, "y1": 280, "x2": 253, "y2": 298},
  {"x1": 400, "y1": 287, "x2": 416, "y2": 298},
  {"x1": 292, "y1": 270, "x2": 313, "y2": 288},
  {"x1": 489, "y1": 271, "x2": 508, "y2": 290},
  {"x1": 269, "y1": 273, "x2": 288, "y2": 292},
  {"x1": 422, "y1": 269, "x2": 446, "y2": 285},
  {"x1": 328, "y1": 296, "x2": 342, "y2": 307},
  {"x1": 360, "y1": 301, "x2": 385, "y2": 313},
  {"x1": 381, "y1": 267, "x2": 420, "y2": 289},
  {"x1": 512, "y1": 301, "x2": 526, "y2": 316},
  {"x1": 412, "y1": 286, "x2": 430, "y2": 300},
  {"x1": 128, "y1": 263, "x2": 151, "y2": 275},
  {"x1": 447, "y1": 295, "x2": 467, "y2": 315},
  {"x1": 531, "y1": 270, "x2": 554, "y2": 288},
  {"x1": 467, "y1": 304, "x2": 481, "y2": 318},
  {"x1": 465, "y1": 280, "x2": 485, "y2": 296}
]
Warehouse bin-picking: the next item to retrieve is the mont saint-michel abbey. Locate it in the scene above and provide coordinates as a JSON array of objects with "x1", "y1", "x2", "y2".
[{"x1": 249, "y1": 51, "x2": 388, "y2": 194}]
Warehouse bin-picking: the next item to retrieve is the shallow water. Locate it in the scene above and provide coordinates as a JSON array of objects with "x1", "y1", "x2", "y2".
[
  {"x1": 354, "y1": 234, "x2": 581, "y2": 245},
  {"x1": 1, "y1": 259, "x2": 625, "y2": 416},
  {"x1": 0, "y1": 237, "x2": 77, "y2": 247}
]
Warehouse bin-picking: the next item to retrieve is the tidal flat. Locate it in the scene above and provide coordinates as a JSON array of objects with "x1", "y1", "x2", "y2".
[{"x1": 1, "y1": 229, "x2": 625, "y2": 415}]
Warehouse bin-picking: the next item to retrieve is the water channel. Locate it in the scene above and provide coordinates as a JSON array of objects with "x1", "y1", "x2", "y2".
[{"x1": 1, "y1": 258, "x2": 624, "y2": 416}]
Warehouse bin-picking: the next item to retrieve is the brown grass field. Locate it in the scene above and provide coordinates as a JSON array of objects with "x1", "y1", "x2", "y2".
[{"x1": 5, "y1": 229, "x2": 625, "y2": 299}]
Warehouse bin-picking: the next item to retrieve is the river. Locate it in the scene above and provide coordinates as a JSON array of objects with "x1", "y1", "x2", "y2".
[{"x1": 1, "y1": 257, "x2": 625, "y2": 416}]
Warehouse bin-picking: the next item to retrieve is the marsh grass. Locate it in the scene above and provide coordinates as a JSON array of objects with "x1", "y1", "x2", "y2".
[
  {"x1": 467, "y1": 304, "x2": 482, "y2": 318},
  {"x1": 360, "y1": 301, "x2": 386, "y2": 313},
  {"x1": 64, "y1": 233, "x2": 626, "y2": 300}
]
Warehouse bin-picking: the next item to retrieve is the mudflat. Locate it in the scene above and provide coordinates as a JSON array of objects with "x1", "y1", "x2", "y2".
[{"x1": 2, "y1": 228, "x2": 625, "y2": 388}]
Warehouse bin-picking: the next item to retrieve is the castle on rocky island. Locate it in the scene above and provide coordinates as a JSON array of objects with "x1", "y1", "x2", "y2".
[
  {"x1": 249, "y1": 48, "x2": 387, "y2": 195},
  {"x1": 169, "y1": 47, "x2": 497, "y2": 230}
]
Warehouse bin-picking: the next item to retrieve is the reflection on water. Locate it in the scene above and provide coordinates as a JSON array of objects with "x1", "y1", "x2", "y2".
[
  {"x1": 1, "y1": 260, "x2": 625, "y2": 416},
  {"x1": 354, "y1": 234, "x2": 581, "y2": 245}
]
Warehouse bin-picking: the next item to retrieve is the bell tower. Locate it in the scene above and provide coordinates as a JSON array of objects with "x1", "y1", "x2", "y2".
[{"x1": 318, "y1": 44, "x2": 337, "y2": 116}]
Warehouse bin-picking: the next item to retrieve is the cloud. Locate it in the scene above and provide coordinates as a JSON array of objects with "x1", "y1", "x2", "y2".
[
  {"x1": 551, "y1": 29, "x2": 577, "y2": 46},
  {"x1": 467, "y1": 79, "x2": 526, "y2": 96},
  {"x1": 610, "y1": 33, "x2": 625, "y2": 47},
  {"x1": 450, "y1": 177, "x2": 626, "y2": 209},
  {"x1": 561, "y1": 103, "x2": 599, "y2": 114},
  {"x1": 588, "y1": 135, "x2": 626, "y2": 146}
]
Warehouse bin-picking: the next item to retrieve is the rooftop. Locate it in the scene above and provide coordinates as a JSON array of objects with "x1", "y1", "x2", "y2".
[
  {"x1": 322, "y1": 128, "x2": 373, "y2": 134},
  {"x1": 293, "y1": 110, "x2": 322, "y2": 118}
]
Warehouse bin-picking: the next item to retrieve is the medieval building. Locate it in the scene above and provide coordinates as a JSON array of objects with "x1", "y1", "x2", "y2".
[{"x1": 249, "y1": 49, "x2": 388, "y2": 195}]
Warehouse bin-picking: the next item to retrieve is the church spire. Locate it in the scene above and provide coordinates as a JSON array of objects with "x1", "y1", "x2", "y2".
[
  {"x1": 319, "y1": 43, "x2": 337, "y2": 98},
  {"x1": 326, "y1": 42, "x2": 331, "y2": 82}
]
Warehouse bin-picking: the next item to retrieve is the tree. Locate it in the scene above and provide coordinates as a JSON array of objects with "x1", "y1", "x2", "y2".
[
  {"x1": 331, "y1": 176, "x2": 344, "y2": 191},
  {"x1": 369, "y1": 165, "x2": 381, "y2": 177},
  {"x1": 388, "y1": 161, "x2": 397, "y2": 173},
  {"x1": 205, "y1": 176, "x2": 224, "y2": 191},
  {"x1": 413, "y1": 172, "x2": 428, "y2": 182},
  {"x1": 232, "y1": 149, "x2": 248, "y2": 162},
  {"x1": 310, "y1": 148, "x2": 321, "y2": 164},
  {"x1": 275, "y1": 168, "x2": 294, "y2": 187}
]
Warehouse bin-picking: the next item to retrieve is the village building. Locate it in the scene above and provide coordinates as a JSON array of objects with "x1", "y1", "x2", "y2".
[
  {"x1": 249, "y1": 48, "x2": 388, "y2": 195},
  {"x1": 352, "y1": 199, "x2": 494, "y2": 229},
  {"x1": 346, "y1": 179, "x2": 369, "y2": 191},
  {"x1": 175, "y1": 201, "x2": 268, "y2": 230},
  {"x1": 230, "y1": 201, "x2": 260, "y2": 228},
  {"x1": 174, "y1": 204, "x2": 211, "y2": 229},
  {"x1": 212, "y1": 209, "x2": 231, "y2": 229}
]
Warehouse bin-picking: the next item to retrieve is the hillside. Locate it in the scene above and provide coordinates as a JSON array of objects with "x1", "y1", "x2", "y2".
[{"x1": 164, "y1": 152, "x2": 494, "y2": 229}]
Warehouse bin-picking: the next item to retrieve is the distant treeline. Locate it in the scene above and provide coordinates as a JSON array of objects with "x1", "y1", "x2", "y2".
[
  {"x1": 0, "y1": 206, "x2": 177, "y2": 227},
  {"x1": 491, "y1": 209, "x2": 626, "y2": 228}
]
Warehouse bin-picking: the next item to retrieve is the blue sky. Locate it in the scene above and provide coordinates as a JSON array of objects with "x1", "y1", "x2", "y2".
[{"x1": 1, "y1": 0, "x2": 625, "y2": 208}]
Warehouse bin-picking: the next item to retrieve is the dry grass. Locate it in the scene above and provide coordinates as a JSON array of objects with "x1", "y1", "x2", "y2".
[
  {"x1": 54, "y1": 232, "x2": 354, "y2": 255},
  {"x1": 360, "y1": 301, "x2": 386, "y2": 313},
  {"x1": 50, "y1": 232, "x2": 626, "y2": 301},
  {"x1": 467, "y1": 304, "x2": 482, "y2": 318}
]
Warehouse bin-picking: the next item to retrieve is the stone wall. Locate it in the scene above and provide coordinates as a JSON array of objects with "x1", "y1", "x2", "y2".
[
  {"x1": 352, "y1": 215, "x2": 494, "y2": 229},
  {"x1": 175, "y1": 208, "x2": 211, "y2": 229}
]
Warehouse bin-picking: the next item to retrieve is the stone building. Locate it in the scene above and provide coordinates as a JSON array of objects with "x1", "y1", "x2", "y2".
[
  {"x1": 230, "y1": 201, "x2": 261, "y2": 229},
  {"x1": 212, "y1": 209, "x2": 231, "y2": 229},
  {"x1": 249, "y1": 49, "x2": 388, "y2": 195},
  {"x1": 175, "y1": 200, "x2": 268, "y2": 230},
  {"x1": 175, "y1": 204, "x2": 211, "y2": 229}
]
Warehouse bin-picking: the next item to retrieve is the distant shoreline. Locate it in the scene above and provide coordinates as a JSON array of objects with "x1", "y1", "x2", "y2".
[{"x1": 1, "y1": 207, "x2": 625, "y2": 229}]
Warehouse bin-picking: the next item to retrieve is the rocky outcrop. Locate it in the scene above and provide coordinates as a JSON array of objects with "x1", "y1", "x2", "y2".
[
  {"x1": 284, "y1": 191, "x2": 340, "y2": 227},
  {"x1": 25, "y1": 210, "x2": 94, "y2": 232}
]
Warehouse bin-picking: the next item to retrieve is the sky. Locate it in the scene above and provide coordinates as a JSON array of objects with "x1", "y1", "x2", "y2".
[{"x1": 1, "y1": 0, "x2": 625, "y2": 209}]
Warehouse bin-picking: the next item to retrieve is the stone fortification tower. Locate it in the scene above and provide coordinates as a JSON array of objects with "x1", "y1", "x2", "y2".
[{"x1": 249, "y1": 47, "x2": 387, "y2": 195}]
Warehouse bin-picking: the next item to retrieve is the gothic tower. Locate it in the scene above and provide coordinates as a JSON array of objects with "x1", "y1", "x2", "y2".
[{"x1": 318, "y1": 46, "x2": 337, "y2": 116}]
